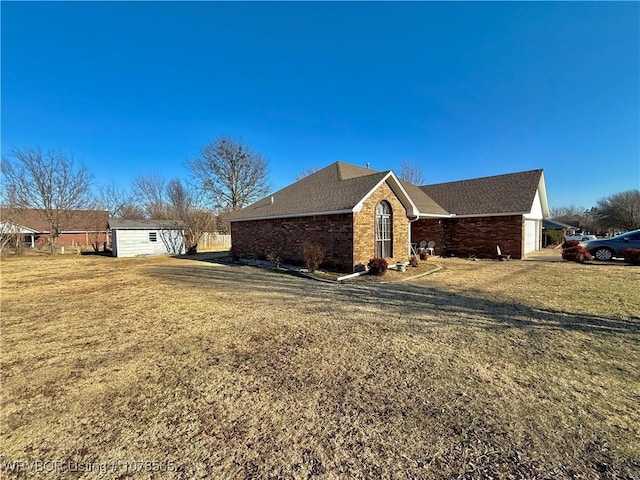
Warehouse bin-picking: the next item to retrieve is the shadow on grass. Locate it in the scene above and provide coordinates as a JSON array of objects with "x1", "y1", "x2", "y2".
[
  {"x1": 81, "y1": 249, "x2": 112, "y2": 256},
  {"x1": 145, "y1": 259, "x2": 640, "y2": 337}
]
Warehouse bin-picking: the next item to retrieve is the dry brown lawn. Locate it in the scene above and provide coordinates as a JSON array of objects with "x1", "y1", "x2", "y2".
[{"x1": 1, "y1": 252, "x2": 639, "y2": 479}]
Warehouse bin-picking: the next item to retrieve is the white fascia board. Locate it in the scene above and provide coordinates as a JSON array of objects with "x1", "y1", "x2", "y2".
[
  {"x1": 352, "y1": 172, "x2": 420, "y2": 216},
  {"x1": 229, "y1": 209, "x2": 354, "y2": 223},
  {"x1": 536, "y1": 172, "x2": 550, "y2": 218},
  {"x1": 417, "y1": 213, "x2": 455, "y2": 219},
  {"x1": 0, "y1": 221, "x2": 39, "y2": 234},
  {"x1": 451, "y1": 212, "x2": 527, "y2": 218}
]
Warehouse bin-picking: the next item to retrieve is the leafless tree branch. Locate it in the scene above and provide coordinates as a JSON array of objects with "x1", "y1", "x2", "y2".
[
  {"x1": 398, "y1": 160, "x2": 425, "y2": 185},
  {"x1": 1, "y1": 148, "x2": 93, "y2": 253},
  {"x1": 189, "y1": 136, "x2": 270, "y2": 211}
]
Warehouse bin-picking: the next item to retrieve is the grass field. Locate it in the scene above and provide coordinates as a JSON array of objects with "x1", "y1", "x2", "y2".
[{"x1": 1, "y1": 252, "x2": 639, "y2": 479}]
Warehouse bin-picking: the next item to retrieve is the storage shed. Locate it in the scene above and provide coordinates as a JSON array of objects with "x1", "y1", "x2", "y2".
[{"x1": 108, "y1": 219, "x2": 185, "y2": 257}]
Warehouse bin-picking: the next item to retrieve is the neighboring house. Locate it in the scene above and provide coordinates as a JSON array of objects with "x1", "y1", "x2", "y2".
[
  {"x1": 544, "y1": 219, "x2": 578, "y2": 232},
  {"x1": 229, "y1": 162, "x2": 549, "y2": 271},
  {"x1": 0, "y1": 208, "x2": 109, "y2": 250},
  {"x1": 108, "y1": 219, "x2": 185, "y2": 258},
  {"x1": 542, "y1": 218, "x2": 578, "y2": 247}
]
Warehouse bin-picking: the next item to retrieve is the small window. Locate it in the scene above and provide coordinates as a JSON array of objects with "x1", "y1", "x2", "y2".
[{"x1": 149, "y1": 232, "x2": 157, "y2": 242}]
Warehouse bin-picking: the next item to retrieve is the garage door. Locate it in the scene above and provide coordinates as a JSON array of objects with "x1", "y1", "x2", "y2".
[{"x1": 524, "y1": 219, "x2": 539, "y2": 254}]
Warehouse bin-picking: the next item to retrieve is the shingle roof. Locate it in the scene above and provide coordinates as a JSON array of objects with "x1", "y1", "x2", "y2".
[
  {"x1": 229, "y1": 162, "x2": 544, "y2": 221},
  {"x1": 0, "y1": 208, "x2": 109, "y2": 232},
  {"x1": 398, "y1": 180, "x2": 450, "y2": 216},
  {"x1": 229, "y1": 162, "x2": 394, "y2": 221},
  {"x1": 108, "y1": 218, "x2": 184, "y2": 230},
  {"x1": 420, "y1": 169, "x2": 544, "y2": 216}
]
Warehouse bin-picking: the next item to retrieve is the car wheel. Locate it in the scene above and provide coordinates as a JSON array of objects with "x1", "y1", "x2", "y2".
[{"x1": 593, "y1": 247, "x2": 614, "y2": 261}]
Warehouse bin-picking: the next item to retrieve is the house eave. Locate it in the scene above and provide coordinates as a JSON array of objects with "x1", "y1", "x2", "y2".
[
  {"x1": 416, "y1": 213, "x2": 455, "y2": 219},
  {"x1": 451, "y1": 211, "x2": 531, "y2": 218},
  {"x1": 229, "y1": 209, "x2": 354, "y2": 223},
  {"x1": 0, "y1": 222, "x2": 39, "y2": 234}
]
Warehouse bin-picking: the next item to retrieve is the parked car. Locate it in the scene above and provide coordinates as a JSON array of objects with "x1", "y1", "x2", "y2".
[
  {"x1": 564, "y1": 233, "x2": 598, "y2": 242},
  {"x1": 581, "y1": 229, "x2": 640, "y2": 260}
]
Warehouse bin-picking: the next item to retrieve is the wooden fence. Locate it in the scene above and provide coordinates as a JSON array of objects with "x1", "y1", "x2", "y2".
[{"x1": 198, "y1": 233, "x2": 231, "y2": 251}]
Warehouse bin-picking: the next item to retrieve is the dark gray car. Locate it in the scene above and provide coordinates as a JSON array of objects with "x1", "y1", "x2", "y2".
[{"x1": 581, "y1": 229, "x2": 640, "y2": 260}]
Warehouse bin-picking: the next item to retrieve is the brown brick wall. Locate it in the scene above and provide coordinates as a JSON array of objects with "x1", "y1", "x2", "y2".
[
  {"x1": 231, "y1": 214, "x2": 354, "y2": 271},
  {"x1": 32, "y1": 232, "x2": 109, "y2": 249},
  {"x1": 353, "y1": 181, "x2": 410, "y2": 269},
  {"x1": 411, "y1": 219, "x2": 444, "y2": 255},
  {"x1": 231, "y1": 180, "x2": 411, "y2": 271},
  {"x1": 412, "y1": 215, "x2": 524, "y2": 259}
]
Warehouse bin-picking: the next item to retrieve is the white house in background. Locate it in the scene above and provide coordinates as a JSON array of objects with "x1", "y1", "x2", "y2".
[{"x1": 108, "y1": 219, "x2": 185, "y2": 258}]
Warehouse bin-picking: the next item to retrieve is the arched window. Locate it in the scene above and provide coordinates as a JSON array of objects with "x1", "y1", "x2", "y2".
[{"x1": 376, "y1": 201, "x2": 392, "y2": 258}]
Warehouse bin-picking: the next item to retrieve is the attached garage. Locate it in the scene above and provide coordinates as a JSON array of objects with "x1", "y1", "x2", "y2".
[{"x1": 524, "y1": 219, "x2": 541, "y2": 255}]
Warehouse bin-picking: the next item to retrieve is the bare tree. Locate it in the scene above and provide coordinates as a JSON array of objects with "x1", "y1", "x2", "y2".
[
  {"x1": 165, "y1": 179, "x2": 216, "y2": 254},
  {"x1": 1, "y1": 148, "x2": 92, "y2": 253},
  {"x1": 189, "y1": 136, "x2": 270, "y2": 211},
  {"x1": 118, "y1": 204, "x2": 147, "y2": 219},
  {"x1": 398, "y1": 160, "x2": 425, "y2": 185},
  {"x1": 97, "y1": 182, "x2": 135, "y2": 218},
  {"x1": 295, "y1": 167, "x2": 320, "y2": 181},
  {"x1": 595, "y1": 190, "x2": 640, "y2": 231},
  {"x1": 132, "y1": 174, "x2": 171, "y2": 219},
  {"x1": 550, "y1": 204, "x2": 586, "y2": 222},
  {"x1": 81, "y1": 209, "x2": 109, "y2": 252}
]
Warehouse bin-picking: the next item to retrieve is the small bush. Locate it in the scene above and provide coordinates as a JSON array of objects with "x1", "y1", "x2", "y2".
[
  {"x1": 410, "y1": 255, "x2": 419, "y2": 267},
  {"x1": 302, "y1": 242, "x2": 324, "y2": 273},
  {"x1": 624, "y1": 248, "x2": 640, "y2": 265},
  {"x1": 367, "y1": 257, "x2": 388, "y2": 276},
  {"x1": 561, "y1": 240, "x2": 592, "y2": 263},
  {"x1": 545, "y1": 230, "x2": 565, "y2": 246}
]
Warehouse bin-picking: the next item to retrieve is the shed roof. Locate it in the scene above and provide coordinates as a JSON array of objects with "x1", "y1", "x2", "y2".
[
  {"x1": 108, "y1": 218, "x2": 184, "y2": 230},
  {"x1": 420, "y1": 169, "x2": 545, "y2": 216}
]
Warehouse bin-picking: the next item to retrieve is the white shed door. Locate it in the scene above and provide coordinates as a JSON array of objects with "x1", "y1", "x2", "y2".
[{"x1": 524, "y1": 219, "x2": 539, "y2": 254}]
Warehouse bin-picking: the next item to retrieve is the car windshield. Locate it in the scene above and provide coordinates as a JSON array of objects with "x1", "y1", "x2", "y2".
[{"x1": 613, "y1": 230, "x2": 640, "y2": 240}]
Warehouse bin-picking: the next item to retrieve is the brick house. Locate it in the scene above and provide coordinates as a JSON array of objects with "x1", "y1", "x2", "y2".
[
  {"x1": 229, "y1": 162, "x2": 549, "y2": 271},
  {"x1": 0, "y1": 207, "x2": 109, "y2": 251}
]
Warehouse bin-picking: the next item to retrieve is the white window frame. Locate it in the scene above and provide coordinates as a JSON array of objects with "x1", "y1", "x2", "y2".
[{"x1": 375, "y1": 201, "x2": 392, "y2": 258}]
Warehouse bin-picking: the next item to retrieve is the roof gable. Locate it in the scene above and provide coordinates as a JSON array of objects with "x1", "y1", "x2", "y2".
[
  {"x1": 420, "y1": 169, "x2": 547, "y2": 216},
  {"x1": 230, "y1": 162, "x2": 396, "y2": 221}
]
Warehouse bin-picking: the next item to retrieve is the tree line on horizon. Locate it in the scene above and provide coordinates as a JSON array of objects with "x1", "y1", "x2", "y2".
[
  {"x1": 0, "y1": 136, "x2": 271, "y2": 254},
  {"x1": 550, "y1": 192, "x2": 640, "y2": 235}
]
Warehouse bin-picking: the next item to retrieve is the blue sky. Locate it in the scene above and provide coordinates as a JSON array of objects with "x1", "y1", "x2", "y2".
[{"x1": 2, "y1": 1, "x2": 638, "y2": 210}]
